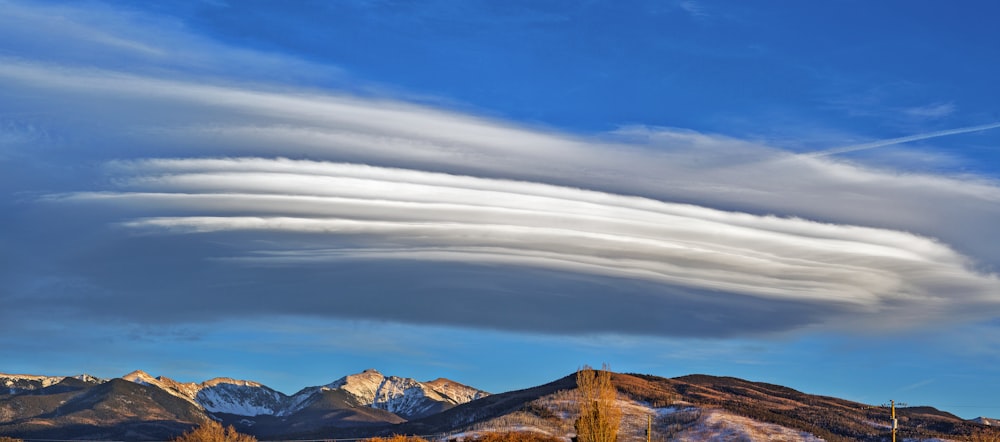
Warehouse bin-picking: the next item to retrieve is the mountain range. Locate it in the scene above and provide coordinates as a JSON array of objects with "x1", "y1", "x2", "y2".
[
  {"x1": 118, "y1": 368, "x2": 486, "y2": 419},
  {"x1": 1, "y1": 368, "x2": 486, "y2": 439},
  {"x1": 1, "y1": 369, "x2": 995, "y2": 441}
]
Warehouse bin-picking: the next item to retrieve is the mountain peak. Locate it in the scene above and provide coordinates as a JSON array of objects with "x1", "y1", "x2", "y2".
[
  {"x1": 1, "y1": 372, "x2": 81, "y2": 392},
  {"x1": 973, "y1": 416, "x2": 996, "y2": 425},
  {"x1": 202, "y1": 377, "x2": 264, "y2": 388},
  {"x1": 73, "y1": 373, "x2": 104, "y2": 383},
  {"x1": 311, "y1": 369, "x2": 490, "y2": 420},
  {"x1": 123, "y1": 369, "x2": 156, "y2": 382}
]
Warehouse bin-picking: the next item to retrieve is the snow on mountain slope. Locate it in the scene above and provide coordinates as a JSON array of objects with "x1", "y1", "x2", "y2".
[
  {"x1": 278, "y1": 387, "x2": 320, "y2": 416},
  {"x1": 524, "y1": 393, "x2": 826, "y2": 442},
  {"x1": 972, "y1": 416, "x2": 997, "y2": 426},
  {"x1": 72, "y1": 373, "x2": 105, "y2": 383},
  {"x1": 1, "y1": 373, "x2": 63, "y2": 388},
  {"x1": 1, "y1": 372, "x2": 104, "y2": 394},
  {"x1": 123, "y1": 370, "x2": 201, "y2": 407},
  {"x1": 425, "y1": 377, "x2": 490, "y2": 404},
  {"x1": 196, "y1": 378, "x2": 286, "y2": 416},
  {"x1": 319, "y1": 369, "x2": 490, "y2": 419},
  {"x1": 122, "y1": 370, "x2": 315, "y2": 417},
  {"x1": 369, "y1": 375, "x2": 443, "y2": 418},
  {"x1": 122, "y1": 370, "x2": 287, "y2": 416},
  {"x1": 324, "y1": 369, "x2": 386, "y2": 402},
  {"x1": 0, "y1": 367, "x2": 488, "y2": 419}
]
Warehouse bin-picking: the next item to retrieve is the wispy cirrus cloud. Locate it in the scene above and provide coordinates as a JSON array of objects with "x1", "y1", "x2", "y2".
[
  {"x1": 798, "y1": 121, "x2": 1000, "y2": 158},
  {"x1": 903, "y1": 102, "x2": 957, "y2": 119},
  {"x1": 0, "y1": 0, "x2": 343, "y2": 86}
]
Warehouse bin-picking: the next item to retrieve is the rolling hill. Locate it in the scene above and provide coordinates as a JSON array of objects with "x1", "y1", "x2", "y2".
[{"x1": 1, "y1": 369, "x2": 994, "y2": 441}]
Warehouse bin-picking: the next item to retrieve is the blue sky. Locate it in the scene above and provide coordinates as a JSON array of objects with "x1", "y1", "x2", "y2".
[{"x1": 2, "y1": 0, "x2": 1000, "y2": 421}]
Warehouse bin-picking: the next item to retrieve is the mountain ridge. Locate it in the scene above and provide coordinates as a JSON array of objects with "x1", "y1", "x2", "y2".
[
  {"x1": 3, "y1": 369, "x2": 997, "y2": 441},
  {"x1": 8, "y1": 368, "x2": 489, "y2": 420},
  {"x1": 1, "y1": 373, "x2": 104, "y2": 395}
]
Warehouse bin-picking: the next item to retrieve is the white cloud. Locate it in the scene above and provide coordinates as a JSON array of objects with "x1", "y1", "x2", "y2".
[
  {"x1": 0, "y1": 0, "x2": 343, "y2": 85},
  {"x1": 0, "y1": 0, "x2": 163, "y2": 57},
  {"x1": 904, "y1": 102, "x2": 957, "y2": 119},
  {"x1": 58, "y1": 158, "x2": 1000, "y2": 332},
  {"x1": 678, "y1": 0, "x2": 708, "y2": 18}
]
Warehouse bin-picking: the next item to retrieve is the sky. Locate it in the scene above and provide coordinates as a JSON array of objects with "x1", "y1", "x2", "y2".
[{"x1": 1, "y1": 0, "x2": 1000, "y2": 421}]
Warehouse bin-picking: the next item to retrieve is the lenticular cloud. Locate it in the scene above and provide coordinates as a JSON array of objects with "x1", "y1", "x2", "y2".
[
  {"x1": 8, "y1": 60, "x2": 997, "y2": 334},
  {"x1": 66, "y1": 157, "x2": 1000, "y2": 323}
]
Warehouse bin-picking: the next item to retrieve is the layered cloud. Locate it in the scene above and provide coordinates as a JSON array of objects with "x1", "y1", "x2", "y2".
[
  {"x1": 34, "y1": 152, "x2": 997, "y2": 335},
  {"x1": 2, "y1": 1, "x2": 999, "y2": 338},
  {"x1": 62, "y1": 157, "x2": 993, "y2": 310}
]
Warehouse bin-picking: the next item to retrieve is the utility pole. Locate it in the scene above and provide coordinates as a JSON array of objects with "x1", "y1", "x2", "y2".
[{"x1": 863, "y1": 400, "x2": 906, "y2": 442}]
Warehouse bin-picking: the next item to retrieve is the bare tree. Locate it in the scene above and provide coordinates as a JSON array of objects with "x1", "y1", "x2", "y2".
[
  {"x1": 172, "y1": 420, "x2": 256, "y2": 442},
  {"x1": 575, "y1": 364, "x2": 621, "y2": 442}
]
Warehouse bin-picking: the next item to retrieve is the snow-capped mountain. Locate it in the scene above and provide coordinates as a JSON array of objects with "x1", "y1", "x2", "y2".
[
  {"x1": 123, "y1": 370, "x2": 290, "y2": 416},
  {"x1": 314, "y1": 368, "x2": 489, "y2": 419},
  {"x1": 122, "y1": 370, "x2": 200, "y2": 406},
  {"x1": 118, "y1": 368, "x2": 489, "y2": 419},
  {"x1": 196, "y1": 378, "x2": 286, "y2": 416},
  {"x1": 972, "y1": 416, "x2": 997, "y2": 426},
  {"x1": 0, "y1": 372, "x2": 103, "y2": 394},
  {"x1": 1, "y1": 373, "x2": 66, "y2": 394}
]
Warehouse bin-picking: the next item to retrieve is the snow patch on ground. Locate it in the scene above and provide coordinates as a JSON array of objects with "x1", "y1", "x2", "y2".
[
  {"x1": 448, "y1": 426, "x2": 571, "y2": 442},
  {"x1": 674, "y1": 409, "x2": 823, "y2": 442}
]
